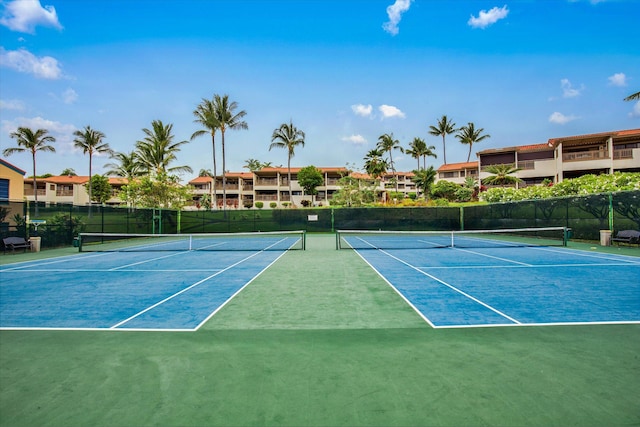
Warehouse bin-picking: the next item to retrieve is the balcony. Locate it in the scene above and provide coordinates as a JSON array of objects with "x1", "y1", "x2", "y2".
[
  {"x1": 613, "y1": 148, "x2": 633, "y2": 160},
  {"x1": 562, "y1": 151, "x2": 608, "y2": 162}
]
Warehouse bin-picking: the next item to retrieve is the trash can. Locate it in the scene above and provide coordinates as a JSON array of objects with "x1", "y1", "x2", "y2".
[
  {"x1": 29, "y1": 236, "x2": 42, "y2": 252},
  {"x1": 599, "y1": 230, "x2": 612, "y2": 246}
]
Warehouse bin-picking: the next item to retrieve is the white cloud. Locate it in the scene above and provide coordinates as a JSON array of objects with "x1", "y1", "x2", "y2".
[
  {"x1": 0, "y1": 47, "x2": 62, "y2": 79},
  {"x1": 549, "y1": 112, "x2": 579, "y2": 124},
  {"x1": 561, "y1": 78, "x2": 584, "y2": 98},
  {"x1": 382, "y1": 0, "x2": 412, "y2": 36},
  {"x1": 608, "y1": 72, "x2": 627, "y2": 87},
  {"x1": 0, "y1": 0, "x2": 63, "y2": 34},
  {"x1": 351, "y1": 104, "x2": 373, "y2": 117},
  {"x1": 630, "y1": 101, "x2": 640, "y2": 118},
  {"x1": 0, "y1": 99, "x2": 26, "y2": 111},
  {"x1": 62, "y1": 88, "x2": 78, "y2": 104},
  {"x1": 342, "y1": 135, "x2": 367, "y2": 145},
  {"x1": 379, "y1": 104, "x2": 405, "y2": 119},
  {"x1": 468, "y1": 5, "x2": 509, "y2": 29}
]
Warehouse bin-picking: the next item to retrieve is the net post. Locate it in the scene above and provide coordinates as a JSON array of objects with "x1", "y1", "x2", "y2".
[
  {"x1": 450, "y1": 231, "x2": 455, "y2": 248},
  {"x1": 302, "y1": 230, "x2": 306, "y2": 250},
  {"x1": 189, "y1": 234, "x2": 193, "y2": 251}
]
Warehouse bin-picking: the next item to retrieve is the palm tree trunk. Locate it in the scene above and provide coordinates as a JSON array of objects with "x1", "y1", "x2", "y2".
[
  {"x1": 211, "y1": 133, "x2": 217, "y2": 210},
  {"x1": 467, "y1": 144, "x2": 472, "y2": 163},
  {"x1": 288, "y1": 155, "x2": 292, "y2": 206},
  {"x1": 442, "y1": 135, "x2": 447, "y2": 165},
  {"x1": 221, "y1": 130, "x2": 227, "y2": 213},
  {"x1": 88, "y1": 152, "x2": 93, "y2": 218},
  {"x1": 32, "y1": 153, "x2": 38, "y2": 216}
]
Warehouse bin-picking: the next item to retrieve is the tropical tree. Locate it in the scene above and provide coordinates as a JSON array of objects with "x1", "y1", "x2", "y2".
[
  {"x1": 406, "y1": 137, "x2": 437, "y2": 170},
  {"x1": 243, "y1": 159, "x2": 272, "y2": 171},
  {"x1": 269, "y1": 120, "x2": 306, "y2": 205},
  {"x1": 624, "y1": 91, "x2": 639, "y2": 101},
  {"x1": 198, "y1": 169, "x2": 213, "y2": 177},
  {"x1": 456, "y1": 122, "x2": 491, "y2": 162},
  {"x1": 121, "y1": 172, "x2": 192, "y2": 209},
  {"x1": 60, "y1": 168, "x2": 77, "y2": 176},
  {"x1": 104, "y1": 151, "x2": 143, "y2": 180},
  {"x1": 73, "y1": 125, "x2": 112, "y2": 209},
  {"x1": 191, "y1": 97, "x2": 220, "y2": 209},
  {"x1": 363, "y1": 148, "x2": 388, "y2": 179},
  {"x1": 376, "y1": 133, "x2": 404, "y2": 192},
  {"x1": 3, "y1": 127, "x2": 56, "y2": 207},
  {"x1": 85, "y1": 174, "x2": 112, "y2": 204},
  {"x1": 482, "y1": 164, "x2": 523, "y2": 186},
  {"x1": 429, "y1": 115, "x2": 457, "y2": 165},
  {"x1": 298, "y1": 165, "x2": 324, "y2": 205},
  {"x1": 412, "y1": 166, "x2": 437, "y2": 200},
  {"x1": 135, "y1": 120, "x2": 192, "y2": 176},
  {"x1": 213, "y1": 94, "x2": 248, "y2": 210}
]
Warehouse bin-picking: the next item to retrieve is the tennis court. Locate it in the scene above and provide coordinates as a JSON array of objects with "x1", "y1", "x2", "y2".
[
  {"x1": 337, "y1": 228, "x2": 640, "y2": 328},
  {"x1": 0, "y1": 231, "x2": 304, "y2": 331},
  {"x1": 1, "y1": 232, "x2": 639, "y2": 427}
]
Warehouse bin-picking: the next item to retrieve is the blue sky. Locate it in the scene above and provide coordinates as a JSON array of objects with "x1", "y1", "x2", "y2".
[{"x1": 1, "y1": 0, "x2": 639, "y2": 180}]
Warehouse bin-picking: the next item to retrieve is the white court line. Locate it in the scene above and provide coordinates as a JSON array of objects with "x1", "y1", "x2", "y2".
[
  {"x1": 452, "y1": 247, "x2": 532, "y2": 266},
  {"x1": 376, "y1": 248, "x2": 521, "y2": 324},
  {"x1": 417, "y1": 262, "x2": 639, "y2": 270},
  {"x1": 533, "y1": 246, "x2": 640, "y2": 264},
  {"x1": 110, "y1": 238, "x2": 290, "y2": 329},
  {"x1": 0, "y1": 251, "x2": 112, "y2": 271},
  {"x1": 109, "y1": 251, "x2": 190, "y2": 270}
]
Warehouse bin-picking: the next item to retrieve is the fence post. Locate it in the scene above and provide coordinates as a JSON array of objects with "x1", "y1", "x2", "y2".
[
  {"x1": 608, "y1": 192, "x2": 614, "y2": 231},
  {"x1": 459, "y1": 206, "x2": 464, "y2": 231}
]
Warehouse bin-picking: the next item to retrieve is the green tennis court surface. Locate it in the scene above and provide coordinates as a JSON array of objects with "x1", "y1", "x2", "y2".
[{"x1": 1, "y1": 234, "x2": 639, "y2": 426}]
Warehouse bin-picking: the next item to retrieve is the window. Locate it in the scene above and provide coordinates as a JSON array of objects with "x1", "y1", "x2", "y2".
[{"x1": 0, "y1": 179, "x2": 8, "y2": 201}]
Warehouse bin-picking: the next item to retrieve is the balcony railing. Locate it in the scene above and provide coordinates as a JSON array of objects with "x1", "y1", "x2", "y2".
[
  {"x1": 55, "y1": 190, "x2": 74, "y2": 196},
  {"x1": 517, "y1": 160, "x2": 535, "y2": 170},
  {"x1": 24, "y1": 189, "x2": 46, "y2": 196},
  {"x1": 613, "y1": 149, "x2": 634, "y2": 160},
  {"x1": 562, "y1": 151, "x2": 608, "y2": 162},
  {"x1": 256, "y1": 178, "x2": 278, "y2": 186}
]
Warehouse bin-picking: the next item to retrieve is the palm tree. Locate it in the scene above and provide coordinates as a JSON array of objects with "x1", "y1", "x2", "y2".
[
  {"x1": 456, "y1": 122, "x2": 491, "y2": 162},
  {"x1": 406, "y1": 137, "x2": 437, "y2": 170},
  {"x1": 104, "y1": 151, "x2": 143, "y2": 180},
  {"x1": 376, "y1": 133, "x2": 404, "y2": 192},
  {"x1": 405, "y1": 138, "x2": 424, "y2": 170},
  {"x1": 429, "y1": 115, "x2": 457, "y2": 165},
  {"x1": 214, "y1": 94, "x2": 248, "y2": 210},
  {"x1": 198, "y1": 169, "x2": 213, "y2": 177},
  {"x1": 624, "y1": 91, "x2": 639, "y2": 101},
  {"x1": 482, "y1": 164, "x2": 523, "y2": 186},
  {"x1": 269, "y1": 120, "x2": 305, "y2": 205},
  {"x1": 412, "y1": 166, "x2": 437, "y2": 200},
  {"x1": 73, "y1": 125, "x2": 112, "y2": 207},
  {"x1": 243, "y1": 159, "x2": 272, "y2": 171},
  {"x1": 363, "y1": 148, "x2": 388, "y2": 179},
  {"x1": 3, "y1": 127, "x2": 56, "y2": 209},
  {"x1": 135, "y1": 120, "x2": 192, "y2": 176},
  {"x1": 191, "y1": 97, "x2": 220, "y2": 209}
]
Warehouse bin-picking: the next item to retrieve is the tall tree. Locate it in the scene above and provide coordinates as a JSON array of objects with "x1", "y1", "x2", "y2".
[
  {"x1": 412, "y1": 166, "x2": 437, "y2": 200},
  {"x1": 3, "y1": 127, "x2": 56, "y2": 207},
  {"x1": 243, "y1": 159, "x2": 272, "y2": 171},
  {"x1": 363, "y1": 148, "x2": 388, "y2": 179},
  {"x1": 405, "y1": 137, "x2": 437, "y2": 170},
  {"x1": 73, "y1": 125, "x2": 112, "y2": 208},
  {"x1": 214, "y1": 94, "x2": 248, "y2": 210},
  {"x1": 191, "y1": 97, "x2": 220, "y2": 209},
  {"x1": 456, "y1": 122, "x2": 491, "y2": 162},
  {"x1": 376, "y1": 133, "x2": 404, "y2": 192},
  {"x1": 135, "y1": 120, "x2": 192, "y2": 176},
  {"x1": 429, "y1": 115, "x2": 457, "y2": 165},
  {"x1": 269, "y1": 120, "x2": 305, "y2": 205},
  {"x1": 104, "y1": 151, "x2": 143, "y2": 180}
]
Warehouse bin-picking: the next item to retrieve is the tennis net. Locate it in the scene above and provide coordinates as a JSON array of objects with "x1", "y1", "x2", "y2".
[
  {"x1": 79, "y1": 230, "x2": 306, "y2": 252},
  {"x1": 336, "y1": 227, "x2": 570, "y2": 250}
]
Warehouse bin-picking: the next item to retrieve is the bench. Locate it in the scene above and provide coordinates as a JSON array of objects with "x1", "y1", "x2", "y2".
[
  {"x1": 2, "y1": 237, "x2": 32, "y2": 253},
  {"x1": 611, "y1": 230, "x2": 640, "y2": 246}
]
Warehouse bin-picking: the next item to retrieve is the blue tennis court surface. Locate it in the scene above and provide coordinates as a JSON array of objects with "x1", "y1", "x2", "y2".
[
  {"x1": 352, "y1": 243, "x2": 640, "y2": 328},
  {"x1": 0, "y1": 249, "x2": 287, "y2": 331}
]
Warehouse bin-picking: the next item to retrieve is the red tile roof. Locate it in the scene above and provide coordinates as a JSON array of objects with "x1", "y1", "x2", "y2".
[{"x1": 438, "y1": 161, "x2": 478, "y2": 172}]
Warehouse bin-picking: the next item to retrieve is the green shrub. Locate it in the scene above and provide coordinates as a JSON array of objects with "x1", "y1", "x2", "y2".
[
  {"x1": 270, "y1": 202, "x2": 277, "y2": 209},
  {"x1": 255, "y1": 201, "x2": 264, "y2": 209}
]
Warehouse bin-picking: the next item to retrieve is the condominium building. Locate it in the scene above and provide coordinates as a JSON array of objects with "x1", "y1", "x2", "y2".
[
  {"x1": 441, "y1": 128, "x2": 640, "y2": 188},
  {"x1": 8, "y1": 128, "x2": 640, "y2": 208}
]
